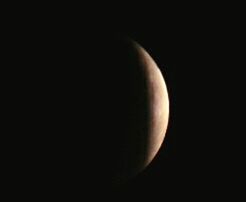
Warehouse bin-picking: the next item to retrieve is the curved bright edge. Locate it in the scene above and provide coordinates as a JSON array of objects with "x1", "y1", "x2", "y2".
[{"x1": 133, "y1": 41, "x2": 170, "y2": 167}]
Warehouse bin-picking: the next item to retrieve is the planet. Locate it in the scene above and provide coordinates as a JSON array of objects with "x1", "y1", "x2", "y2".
[
  {"x1": 131, "y1": 40, "x2": 169, "y2": 172},
  {"x1": 102, "y1": 38, "x2": 170, "y2": 185},
  {"x1": 26, "y1": 33, "x2": 169, "y2": 190}
]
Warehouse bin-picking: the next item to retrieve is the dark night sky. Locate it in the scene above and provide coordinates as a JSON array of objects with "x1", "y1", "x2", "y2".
[
  {"x1": 5, "y1": 5, "x2": 243, "y2": 199},
  {"x1": 110, "y1": 10, "x2": 243, "y2": 199}
]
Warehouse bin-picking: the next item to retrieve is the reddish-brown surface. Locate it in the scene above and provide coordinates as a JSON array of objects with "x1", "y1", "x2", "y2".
[{"x1": 134, "y1": 42, "x2": 169, "y2": 168}]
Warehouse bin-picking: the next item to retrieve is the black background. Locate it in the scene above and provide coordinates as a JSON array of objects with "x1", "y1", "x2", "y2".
[
  {"x1": 108, "y1": 7, "x2": 243, "y2": 199},
  {"x1": 3, "y1": 4, "x2": 244, "y2": 200}
]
